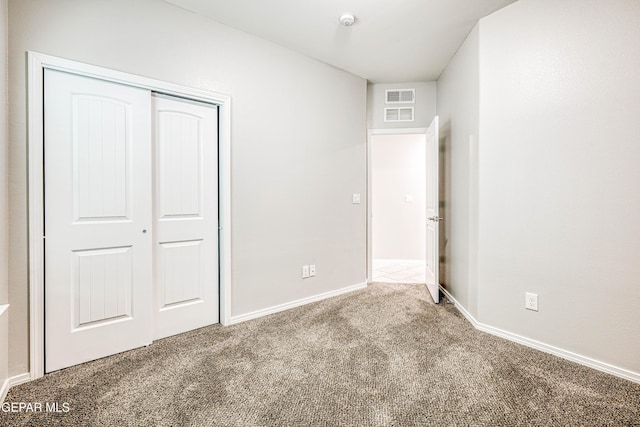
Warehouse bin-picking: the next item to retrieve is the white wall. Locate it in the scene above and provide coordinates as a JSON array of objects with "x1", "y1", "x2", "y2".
[
  {"x1": 367, "y1": 82, "x2": 436, "y2": 129},
  {"x1": 0, "y1": 0, "x2": 9, "y2": 393},
  {"x1": 477, "y1": 0, "x2": 640, "y2": 374},
  {"x1": 371, "y1": 134, "x2": 426, "y2": 261},
  {"x1": 436, "y1": 25, "x2": 479, "y2": 316},
  {"x1": 438, "y1": 0, "x2": 640, "y2": 378},
  {"x1": 8, "y1": 0, "x2": 367, "y2": 376}
]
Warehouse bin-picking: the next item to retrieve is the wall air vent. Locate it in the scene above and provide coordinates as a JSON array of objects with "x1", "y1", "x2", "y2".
[
  {"x1": 384, "y1": 107, "x2": 414, "y2": 122},
  {"x1": 385, "y1": 88, "x2": 415, "y2": 104}
]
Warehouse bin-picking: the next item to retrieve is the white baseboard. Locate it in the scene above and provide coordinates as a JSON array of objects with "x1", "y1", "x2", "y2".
[
  {"x1": 229, "y1": 282, "x2": 368, "y2": 325},
  {"x1": 1, "y1": 373, "x2": 31, "y2": 403},
  {"x1": 439, "y1": 285, "x2": 640, "y2": 385}
]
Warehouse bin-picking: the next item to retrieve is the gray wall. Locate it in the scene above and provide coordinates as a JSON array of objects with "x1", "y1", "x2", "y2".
[
  {"x1": 436, "y1": 25, "x2": 479, "y2": 317},
  {"x1": 0, "y1": 0, "x2": 8, "y2": 390},
  {"x1": 367, "y1": 82, "x2": 436, "y2": 129},
  {"x1": 8, "y1": 0, "x2": 367, "y2": 376},
  {"x1": 438, "y1": 0, "x2": 640, "y2": 375},
  {"x1": 477, "y1": 0, "x2": 640, "y2": 374}
]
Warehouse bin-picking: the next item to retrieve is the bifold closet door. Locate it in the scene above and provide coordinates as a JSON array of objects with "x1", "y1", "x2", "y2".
[
  {"x1": 153, "y1": 95, "x2": 219, "y2": 340},
  {"x1": 44, "y1": 69, "x2": 153, "y2": 373}
]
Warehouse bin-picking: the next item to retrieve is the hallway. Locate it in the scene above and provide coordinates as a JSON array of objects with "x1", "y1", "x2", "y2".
[{"x1": 372, "y1": 259, "x2": 425, "y2": 283}]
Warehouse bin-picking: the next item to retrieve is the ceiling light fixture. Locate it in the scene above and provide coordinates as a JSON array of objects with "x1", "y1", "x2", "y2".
[{"x1": 339, "y1": 13, "x2": 356, "y2": 26}]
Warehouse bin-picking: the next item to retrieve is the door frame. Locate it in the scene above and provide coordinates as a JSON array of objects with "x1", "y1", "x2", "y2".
[
  {"x1": 366, "y1": 127, "x2": 428, "y2": 283},
  {"x1": 27, "y1": 52, "x2": 232, "y2": 380}
]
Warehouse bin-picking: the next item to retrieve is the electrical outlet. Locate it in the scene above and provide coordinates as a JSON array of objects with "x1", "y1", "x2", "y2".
[
  {"x1": 309, "y1": 265, "x2": 316, "y2": 277},
  {"x1": 525, "y1": 292, "x2": 538, "y2": 311}
]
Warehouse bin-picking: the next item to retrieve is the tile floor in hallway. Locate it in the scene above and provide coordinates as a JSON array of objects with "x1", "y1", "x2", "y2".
[{"x1": 372, "y1": 259, "x2": 426, "y2": 283}]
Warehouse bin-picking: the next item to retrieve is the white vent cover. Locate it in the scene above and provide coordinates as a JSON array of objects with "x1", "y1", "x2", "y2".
[
  {"x1": 385, "y1": 89, "x2": 415, "y2": 104},
  {"x1": 384, "y1": 107, "x2": 414, "y2": 122}
]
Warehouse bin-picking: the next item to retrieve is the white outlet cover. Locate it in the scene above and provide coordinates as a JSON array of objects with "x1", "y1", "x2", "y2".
[
  {"x1": 309, "y1": 265, "x2": 316, "y2": 277},
  {"x1": 302, "y1": 265, "x2": 310, "y2": 279},
  {"x1": 525, "y1": 292, "x2": 538, "y2": 311},
  {"x1": 352, "y1": 194, "x2": 361, "y2": 204}
]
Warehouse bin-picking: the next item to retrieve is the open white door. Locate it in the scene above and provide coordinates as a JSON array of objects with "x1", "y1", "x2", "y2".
[
  {"x1": 153, "y1": 95, "x2": 219, "y2": 339},
  {"x1": 44, "y1": 70, "x2": 153, "y2": 372},
  {"x1": 425, "y1": 116, "x2": 441, "y2": 303}
]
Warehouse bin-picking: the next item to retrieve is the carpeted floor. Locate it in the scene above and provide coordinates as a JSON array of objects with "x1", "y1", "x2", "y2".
[{"x1": 2, "y1": 282, "x2": 640, "y2": 426}]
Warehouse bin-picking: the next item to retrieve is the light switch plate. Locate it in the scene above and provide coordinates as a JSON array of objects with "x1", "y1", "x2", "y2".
[
  {"x1": 352, "y1": 194, "x2": 361, "y2": 204},
  {"x1": 302, "y1": 265, "x2": 310, "y2": 279}
]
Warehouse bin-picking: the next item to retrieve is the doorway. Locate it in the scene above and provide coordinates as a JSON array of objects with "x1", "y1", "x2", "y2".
[{"x1": 369, "y1": 131, "x2": 427, "y2": 283}]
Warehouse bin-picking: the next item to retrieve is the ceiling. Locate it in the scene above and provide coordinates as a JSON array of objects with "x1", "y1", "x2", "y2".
[{"x1": 164, "y1": 0, "x2": 517, "y2": 83}]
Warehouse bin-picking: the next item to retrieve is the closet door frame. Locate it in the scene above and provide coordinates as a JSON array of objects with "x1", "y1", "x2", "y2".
[{"x1": 27, "y1": 52, "x2": 233, "y2": 380}]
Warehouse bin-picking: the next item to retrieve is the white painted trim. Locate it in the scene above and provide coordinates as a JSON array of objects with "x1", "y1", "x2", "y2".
[
  {"x1": 27, "y1": 52, "x2": 233, "y2": 380},
  {"x1": 1, "y1": 373, "x2": 31, "y2": 403},
  {"x1": 366, "y1": 127, "x2": 428, "y2": 283},
  {"x1": 366, "y1": 131, "x2": 372, "y2": 282},
  {"x1": 439, "y1": 286, "x2": 640, "y2": 385},
  {"x1": 228, "y1": 282, "x2": 367, "y2": 325},
  {"x1": 0, "y1": 305, "x2": 7, "y2": 404},
  {"x1": 219, "y1": 98, "x2": 232, "y2": 326},
  {"x1": 369, "y1": 127, "x2": 428, "y2": 136},
  {"x1": 27, "y1": 53, "x2": 45, "y2": 381}
]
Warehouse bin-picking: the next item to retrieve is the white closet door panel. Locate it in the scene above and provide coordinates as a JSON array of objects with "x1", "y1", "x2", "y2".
[
  {"x1": 153, "y1": 95, "x2": 219, "y2": 340},
  {"x1": 74, "y1": 247, "x2": 132, "y2": 327},
  {"x1": 44, "y1": 69, "x2": 152, "y2": 373},
  {"x1": 74, "y1": 96, "x2": 129, "y2": 220},
  {"x1": 158, "y1": 111, "x2": 202, "y2": 217},
  {"x1": 159, "y1": 240, "x2": 203, "y2": 307}
]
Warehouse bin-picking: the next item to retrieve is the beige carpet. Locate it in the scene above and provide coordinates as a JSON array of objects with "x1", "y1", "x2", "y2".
[{"x1": 3, "y1": 283, "x2": 639, "y2": 426}]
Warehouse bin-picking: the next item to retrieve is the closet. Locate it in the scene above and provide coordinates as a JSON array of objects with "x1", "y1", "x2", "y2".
[{"x1": 44, "y1": 69, "x2": 219, "y2": 372}]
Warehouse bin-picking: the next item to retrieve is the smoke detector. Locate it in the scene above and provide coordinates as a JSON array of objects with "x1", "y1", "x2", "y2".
[{"x1": 339, "y1": 13, "x2": 356, "y2": 26}]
